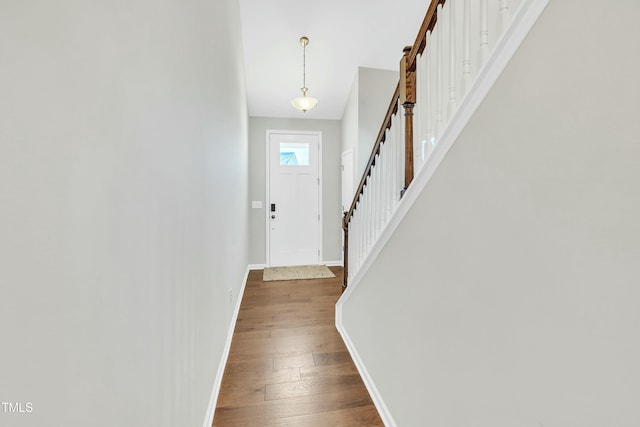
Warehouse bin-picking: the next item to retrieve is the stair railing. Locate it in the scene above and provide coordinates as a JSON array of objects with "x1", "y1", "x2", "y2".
[{"x1": 343, "y1": 0, "x2": 519, "y2": 288}]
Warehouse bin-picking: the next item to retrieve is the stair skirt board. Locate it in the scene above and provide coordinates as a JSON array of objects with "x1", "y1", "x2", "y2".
[{"x1": 335, "y1": 304, "x2": 398, "y2": 427}]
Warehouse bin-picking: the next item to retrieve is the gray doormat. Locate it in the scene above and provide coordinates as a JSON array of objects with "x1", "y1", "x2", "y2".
[{"x1": 262, "y1": 265, "x2": 336, "y2": 282}]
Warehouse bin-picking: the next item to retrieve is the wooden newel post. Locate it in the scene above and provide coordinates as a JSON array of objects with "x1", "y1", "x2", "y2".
[
  {"x1": 342, "y1": 212, "x2": 349, "y2": 291},
  {"x1": 399, "y1": 45, "x2": 416, "y2": 196}
]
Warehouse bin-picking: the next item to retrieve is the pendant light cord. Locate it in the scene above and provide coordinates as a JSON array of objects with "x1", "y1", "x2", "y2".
[
  {"x1": 302, "y1": 40, "x2": 307, "y2": 92},
  {"x1": 291, "y1": 36, "x2": 317, "y2": 112}
]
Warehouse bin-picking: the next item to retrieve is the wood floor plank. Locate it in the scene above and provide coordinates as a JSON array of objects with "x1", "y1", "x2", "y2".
[
  {"x1": 213, "y1": 388, "x2": 374, "y2": 426},
  {"x1": 264, "y1": 405, "x2": 385, "y2": 427},
  {"x1": 273, "y1": 354, "x2": 315, "y2": 370},
  {"x1": 270, "y1": 324, "x2": 338, "y2": 339},
  {"x1": 265, "y1": 374, "x2": 365, "y2": 401},
  {"x1": 233, "y1": 316, "x2": 335, "y2": 333},
  {"x1": 221, "y1": 359, "x2": 301, "y2": 386},
  {"x1": 217, "y1": 382, "x2": 266, "y2": 408},
  {"x1": 213, "y1": 267, "x2": 383, "y2": 426},
  {"x1": 313, "y1": 350, "x2": 353, "y2": 366},
  {"x1": 300, "y1": 362, "x2": 359, "y2": 379}
]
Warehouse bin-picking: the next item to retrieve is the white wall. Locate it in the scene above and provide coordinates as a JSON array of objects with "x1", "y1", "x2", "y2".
[
  {"x1": 341, "y1": 67, "x2": 398, "y2": 203},
  {"x1": 341, "y1": 72, "x2": 359, "y2": 156},
  {"x1": 248, "y1": 117, "x2": 342, "y2": 265},
  {"x1": 357, "y1": 68, "x2": 399, "y2": 178},
  {"x1": 341, "y1": 0, "x2": 640, "y2": 425},
  {"x1": 0, "y1": 1, "x2": 248, "y2": 426}
]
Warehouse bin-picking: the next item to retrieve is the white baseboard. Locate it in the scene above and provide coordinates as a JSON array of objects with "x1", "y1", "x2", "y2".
[
  {"x1": 247, "y1": 263, "x2": 266, "y2": 270},
  {"x1": 202, "y1": 266, "x2": 250, "y2": 427},
  {"x1": 335, "y1": 304, "x2": 397, "y2": 427},
  {"x1": 251, "y1": 262, "x2": 342, "y2": 268}
]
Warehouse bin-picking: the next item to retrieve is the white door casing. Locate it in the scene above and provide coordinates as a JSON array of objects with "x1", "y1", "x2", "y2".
[{"x1": 266, "y1": 130, "x2": 321, "y2": 267}]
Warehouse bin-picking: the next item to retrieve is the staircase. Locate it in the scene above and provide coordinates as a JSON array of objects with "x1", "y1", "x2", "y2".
[
  {"x1": 336, "y1": 0, "x2": 640, "y2": 426},
  {"x1": 342, "y1": 0, "x2": 547, "y2": 290}
]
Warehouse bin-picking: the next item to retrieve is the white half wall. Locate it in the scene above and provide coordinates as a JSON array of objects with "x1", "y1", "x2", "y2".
[
  {"x1": 340, "y1": 0, "x2": 640, "y2": 425},
  {"x1": 0, "y1": 1, "x2": 249, "y2": 426}
]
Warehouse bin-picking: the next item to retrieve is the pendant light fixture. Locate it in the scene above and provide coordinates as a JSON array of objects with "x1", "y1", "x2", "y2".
[{"x1": 291, "y1": 36, "x2": 318, "y2": 112}]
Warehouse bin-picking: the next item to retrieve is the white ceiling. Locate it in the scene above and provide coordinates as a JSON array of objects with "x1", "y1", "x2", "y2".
[{"x1": 238, "y1": 0, "x2": 430, "y2": 120}]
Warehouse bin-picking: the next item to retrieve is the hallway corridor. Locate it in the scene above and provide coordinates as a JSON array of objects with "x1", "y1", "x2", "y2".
[{"x1": 213, "y1": 267, "x2": 383, "y2": 426}]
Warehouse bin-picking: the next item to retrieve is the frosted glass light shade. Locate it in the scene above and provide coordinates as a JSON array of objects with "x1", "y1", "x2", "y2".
[{"x1": 291, "y1": 95, "x2": 318, "y2": 112}]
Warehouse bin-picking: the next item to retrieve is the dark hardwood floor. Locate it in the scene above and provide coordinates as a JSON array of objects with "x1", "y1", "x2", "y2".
[{"x1": 213, "y1": 266, "x2": 383, "y2": 426}]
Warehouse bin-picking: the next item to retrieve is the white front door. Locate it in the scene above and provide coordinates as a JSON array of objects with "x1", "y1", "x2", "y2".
[{"x1": 267, "y1": 131, "x2": 321, "y2": 267}]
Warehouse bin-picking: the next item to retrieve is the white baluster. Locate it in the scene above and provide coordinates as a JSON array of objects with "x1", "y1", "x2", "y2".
[
  {"x1": 362, "y1": 183, "x2": 371, "y2": 254},
  {"x1": 421, "y1": 49, "x2": 429, "y2": 167},
  {"x1": 374, "y1": 171, "x2": 379, "y2": 240},
  {"x1": 363, "y1": 186, "x2": 369, "y2": 254},
  {"x1": 372, "y1": 170, "x2": 378, "y2": 241},
  {"x1": 391, "y1": 120, "x2": 398, "y2": 201},
  {"x1": 434, "y1": 4, "x2": 443, "y2": 139},
  {"x1": 447, "y1": 0, "x2": 457, "y2": 121},
  {"x1": 379, "y1": 154, "x2": 385, "y2": 232},
  {"x1": 349, "y1": 217, "x2": 355, "y2": 276},
  {"x1": 358, "y1": 212, "x2": 363, "y2": 271},
  {"x1": 360, "y1": 203, "x2": 365, "y2": 267},
  {"x1": 358, "y1": 220, "x2": 363, "y2": 271},
  {"x1": 380, "y1": 139, "x2": 387, "y2": 223},
  {"x1": 377, "y1": 153, "x2": 384, "y2": 233},
  {"x1": 359, "y1": 203, "x2": 365, "y2": 269},
  {"x1": 414, "y1": 52, "x2": 425, "y2": 172},
  {"x1": 384, "y1": 133, "x2": 391, "y2": 219},
  {"x1": 370, "y1": 165, "x2": 376, "y2": 243},
  {"x1": 357, "y1": 213, "x2": 362, "y2": 272},
  {"x1": 357, "y1": 200, "x2": 363, "y2": 270},
  {"x1": 388, "y1": 129, "x2": 396, "y2": 213},
  {"x1": 378, "y1": 143, "x2": 385, "y2": 229},
  {"x1": 424, "y1": 31, "x2": 435, "y2": 161},
  {"x1": 385, "y1": 139, "x2": 392, "y2": 224},
  {"x1": 441, "y1": 3, "x2": 450, "y2": 125},
  {"x1": 497, "y1": 0, "x2": 511, "y2": 35},
  {"x1": 461, "y1": 0, "x2": 471, "y2": 95},
  {"x1": 417, "y1": 51, "x2": 427, "y2": 166},
  {"x1": 347, "y1": 223, "x2": 351, "y2": 281},
  {"x1": 397, "y1": 111, "x2": 405, "y2": 201},
  {"x1": 358, "y1": 198, "x2": 365, "y2": 268},
  {"x1": 367, "y1": 177, "x2": 375, "y2": 251},
  {"x1": 390, "y1": 120, "x2": 398, "y2": 204},
  {"x1": 478, "y1": 0, "x2": 489, "y2": 67},
  {"x1": 380, "y1": 156, "x2": 386, "y2": 231},
  {"x1": 368, "y1": 187, "x2": 373, "y2": 254},
  {"x1": 351, "y1": 211, "x2": 356, "y2": 275},
  {"x1": 389, "y1": 123, "x2": 396, "y2": 204},
  {"x1": 373, "y1": 155, "x2": 381, "y2": 238},
  {"x1": 356, "y1": 210, "x2": 362, "y2": 273},
  {"x1": 380, "y1": 141, "x2": 389, "y2": 227}
]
